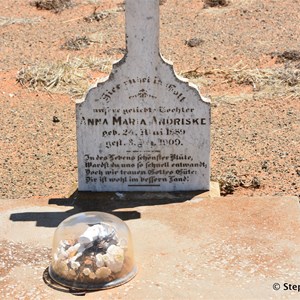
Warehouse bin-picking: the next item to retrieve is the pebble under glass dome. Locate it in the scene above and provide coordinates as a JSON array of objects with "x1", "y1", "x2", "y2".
[{"x1": 49, "y1": 211, "x2": 137, "y2": 290}]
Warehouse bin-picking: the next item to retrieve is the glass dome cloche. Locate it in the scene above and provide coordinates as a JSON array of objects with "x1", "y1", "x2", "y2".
[{"x1": 49, "y1": 211, "x2": 137, "y2": 290}]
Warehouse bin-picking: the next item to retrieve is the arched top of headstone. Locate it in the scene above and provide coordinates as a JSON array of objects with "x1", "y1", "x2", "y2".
[{"x1": 78, "y1": 0, "x2": 209, "y2": 106}]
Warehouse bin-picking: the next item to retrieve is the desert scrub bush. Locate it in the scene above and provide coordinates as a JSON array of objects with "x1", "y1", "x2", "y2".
[
  {"x1": 203, "y1": 0, "x2": 229, "y2": 8},
  {"x1": 61, "y1": 36, "x2": 92, "y2": 51},
  {"x1": 30, "y1": 0, "x2": 73, "y2": 13},
  {"x1": 227, "y1": 66, "x2": 300, "y2": 92}
]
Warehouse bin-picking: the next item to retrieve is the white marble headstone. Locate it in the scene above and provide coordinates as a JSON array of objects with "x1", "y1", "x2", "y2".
[{"x1": 76, "y1": 0, "x2": 210, "y2": 192}]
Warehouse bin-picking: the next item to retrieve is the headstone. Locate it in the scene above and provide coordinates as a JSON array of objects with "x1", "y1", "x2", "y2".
[{"x1": 76, "y1": 0, "x2": 210, "y2": 192}]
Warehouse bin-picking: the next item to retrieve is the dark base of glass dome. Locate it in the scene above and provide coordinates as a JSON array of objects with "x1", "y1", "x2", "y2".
[{"x1": 48, "y1": 266, "x2": 138, "y2": 291}]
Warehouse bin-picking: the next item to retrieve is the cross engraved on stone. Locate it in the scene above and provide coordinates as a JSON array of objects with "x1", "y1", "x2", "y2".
[{"x1": 76, "y1": 0, "x2": 211, "y2": 192}]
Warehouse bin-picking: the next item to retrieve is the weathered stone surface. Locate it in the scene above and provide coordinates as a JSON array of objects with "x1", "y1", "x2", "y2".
[
  {"x1": 76, "y1": 0, "x2": 210, "y2": 192},
  {"x1": 1, "y1": 196, "x2": 300, "y2": 299}
]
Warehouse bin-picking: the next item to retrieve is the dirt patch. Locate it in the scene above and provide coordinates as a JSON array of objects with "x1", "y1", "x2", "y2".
[
  {"x1": 0, "y1": 240, "x2": 50, "y2": 277},
  {"x1": 30, "y1": 0, "x2": 73, "y2": 13}
]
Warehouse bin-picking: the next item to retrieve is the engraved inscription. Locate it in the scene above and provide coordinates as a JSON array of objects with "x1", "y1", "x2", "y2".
[
  {"x1": 83, "y1": 153, "x2": 208, "y2": 186},
  {"x1": 77, "y1": 76, "x2": 210, "y2": 190}
]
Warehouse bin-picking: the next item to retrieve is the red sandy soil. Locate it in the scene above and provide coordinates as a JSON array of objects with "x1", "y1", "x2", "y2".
[{"x1": 0, "y1": 0, "x2": 299, "y2": 199}]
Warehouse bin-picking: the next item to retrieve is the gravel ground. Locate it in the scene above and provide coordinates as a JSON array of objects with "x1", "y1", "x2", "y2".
[{"x1": 0, "y1": 0, "x2": 299, "y2": 199}]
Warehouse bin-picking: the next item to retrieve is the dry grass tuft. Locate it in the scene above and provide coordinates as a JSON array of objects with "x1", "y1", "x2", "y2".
[
  {"x1": 227, "y1": 66, "x2": 300, "y2": 95},
  {"x1": 183, "y1": 64, "x2": 300, "y2": 98},
  {"x1": 16, "y1": 57, "x2": 112, "y2": 98},
  {"x1": 0, "y1": 16, "x2": 41, "y2": 26},
  {"x1": 30, "y1": 0, "x2": 73, "y2": 13}
]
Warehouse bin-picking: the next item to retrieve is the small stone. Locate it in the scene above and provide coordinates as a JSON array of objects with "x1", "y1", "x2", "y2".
[
  {"x1": 83, "y1": 268, "x2": 91, "y2": 276},
  {"x1": 185, "y1": 38, "x2": 204, "y2": 47},
  {"x1": 96, "y1": 253, "x2": 104, "y2": 267},
  {"x1": 95, "y1": 267, "x2": 111, "y2": 279},
  {"x1": 70, "y1": 260, "x2": 80, "y2": 270},
  {"x1": 103, "y1": 247, "x2": 124, "y2": 273},
  {"x1": 89, "y1": 272, "x2": 96, "y2": 279},
  {"x1": 107, "y1": 245, "x2": 124, "y2": 263},
  {"x1": 251, "y1": 177, "x2": 261, "y2": 189},
  {"x1": 52, "y1": 116, "x2": 60, "y2": 123}
]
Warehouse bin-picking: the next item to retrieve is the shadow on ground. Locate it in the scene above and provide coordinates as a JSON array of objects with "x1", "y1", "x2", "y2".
[{"x1": 9, "y1": 189, "x2": 204, "y2": 228}]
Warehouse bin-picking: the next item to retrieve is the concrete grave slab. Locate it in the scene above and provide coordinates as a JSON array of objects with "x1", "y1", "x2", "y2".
[{"x1": 1, "y1": 196, "x2": 299, "y2": 299}]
